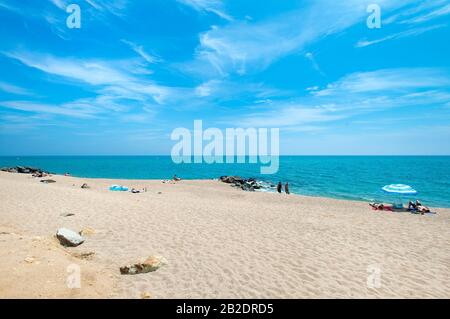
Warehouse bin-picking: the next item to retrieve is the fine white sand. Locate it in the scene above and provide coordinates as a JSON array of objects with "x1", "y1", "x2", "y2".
[{"x1": 0, "y1": 171, "x2": 449, "y2": 299}]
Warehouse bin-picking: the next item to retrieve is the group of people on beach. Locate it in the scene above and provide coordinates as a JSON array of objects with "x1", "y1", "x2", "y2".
[
  {"x1": 370, "y1": 199, "x2": 431, "y2": 214},
  {"x1": 277, "y1": 182, "x2": 290, "y2": 194}
]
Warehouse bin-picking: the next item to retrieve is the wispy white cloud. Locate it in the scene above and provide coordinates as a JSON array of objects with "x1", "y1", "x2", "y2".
[
  {"x1": 400, "y1": 3, "x2": 450, "y2": 24},
  {"x1": 2, "y1": 49, "x2": 287, "y2": 120},
  {"x1": 0, "y1": 100, "x2": 99, "y2": 118},
  {"x1": 4, "y1": 51, "x2": 132, "y2": 85},
  {"x1": 0, "y1": 81, "x2": 33, "y2": 96},
  {"x1": 85, "y1": 0, "x2": 129, "y2": 18},
  {"x1": 356, "y1": 24, "x2": 447, "y2": 47},
  {"x1": 236, "y1": 103, "x2": 345, "y2": 128},
  {"x1": 384, "y1": 0, "x2": 447, "y2": 24},
  {"x1": 0, "y1": 49, "x2": 187, "y2": 123},
  {"x1": 3, "y1": 50, "x2": 171, "y2": 105},
  {"x1": 0, "y1": 112, "x2": 57, "y2": 133},
  {"x1": 0, "y1": 0, "x2": 21, "y2": 13},
  {"x1": 1, "y1": 0, "x2": 130, "y2": 40},
  {"x1": 121, "y1": 40, "x2": 161, "y2": 64},
  {"x1": 49, "y1": 0, "x2": 66, "y2": 10},
  {"x1": 229, "y1": 68, "x2": 450, "y2": 129},
  {"x1": 194, "y1": 79, "x2": 283, "y2": 100},
  {"x1": 312, "y1": 68, "x2": 450, "y2": 96},
  {"x1": 187, "y1": 0, "x2": 420, "y2": 77},
  {"x1": 305, "y1": 52, "x2": 325, "y2": 76},
  {"x1": 178, "y1": 0, "x2": 232, "y2": 21}
]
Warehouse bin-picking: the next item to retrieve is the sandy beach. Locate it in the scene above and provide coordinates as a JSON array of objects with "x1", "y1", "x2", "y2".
[{"x1": 0, "y1": 171, "x2": 449, "y2": 299}]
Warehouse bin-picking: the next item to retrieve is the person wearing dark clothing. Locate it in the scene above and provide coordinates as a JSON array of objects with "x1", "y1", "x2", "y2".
[
  {"x1": 277, "y1": 182, "x2": 282, "y2": 193},
  {"x1": 285, "y1": 182, "x2": 290, "y2": 194},
  {"x1": 408, "y1": 201, "x2": 417, "y2": 211}
]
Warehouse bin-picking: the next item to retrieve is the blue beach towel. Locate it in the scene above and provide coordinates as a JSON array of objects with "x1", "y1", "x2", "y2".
[{"x1": 109, "y1": 185, "x2": 129, "y2": 192}]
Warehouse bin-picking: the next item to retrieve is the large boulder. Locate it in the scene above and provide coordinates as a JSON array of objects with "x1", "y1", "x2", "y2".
[
  {"x1": 241, "y1": 182, "x2": 255, "y2": 192},
  {"x1": 17, "y1": 166, "x2": 29, "y2": 173},
  {"x1": 220, "y1": 176, "x2": 268, "y2": 192},
  {"x1": 220, "y1": 176, "x2": 244, "y2": 184},
  {"x1": 120, "y1": 256, "x2": 167, "y2": 275},
  {"x1": 56, "y1": 228, "x2": 85, "y2": 247}
]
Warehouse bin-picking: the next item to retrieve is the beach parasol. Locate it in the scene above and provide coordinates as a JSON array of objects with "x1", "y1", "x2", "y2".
[{"x1": 382, "y1": 184, "x2": 417, "y2": 207}]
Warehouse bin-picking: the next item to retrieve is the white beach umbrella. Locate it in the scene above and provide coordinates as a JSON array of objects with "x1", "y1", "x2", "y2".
[
  {"x1": 382, "y1": 184, "x2": 417, "y2": 206},
  {"x1": 382, "y1": 184, "x2": 418, "y2": 195}
]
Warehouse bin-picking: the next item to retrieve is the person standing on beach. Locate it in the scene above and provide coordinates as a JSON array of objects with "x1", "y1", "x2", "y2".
[
  {"x1": 277, "y1": 182, "x2": 282, "y2": 193},
  {"x1": 285, "y1": 182, "x2": 290, "y2": 194}
]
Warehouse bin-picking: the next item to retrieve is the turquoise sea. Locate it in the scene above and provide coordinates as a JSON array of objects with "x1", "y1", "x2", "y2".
[{"x1": 1, "y1": 156, "x2": 449, "y2": 208}]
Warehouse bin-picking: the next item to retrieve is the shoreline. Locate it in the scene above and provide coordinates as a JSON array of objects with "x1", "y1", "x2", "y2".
[
  {"x1": 64, "y1": 175, "x2": 450, "y2": 210},
  {"x1": 1, "y1": 171, "x2": 449, "y2": 298},
  {"x1": 2, "y1": 169, "x2": 448, "y2": 210},
  {"x1": 2, "y1": 156, "x2": 449, "y2": 208}
]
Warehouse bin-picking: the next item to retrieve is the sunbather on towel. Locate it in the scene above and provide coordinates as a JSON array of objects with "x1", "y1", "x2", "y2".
[
  {"x1": 415, "y1": 200, "x2": 431, "y2": 214},
  {"x1": 370, "y1": 203, "x2": 393, "y2": 211}
]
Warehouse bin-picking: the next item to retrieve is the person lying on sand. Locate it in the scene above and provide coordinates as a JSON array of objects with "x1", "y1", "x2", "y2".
[
  {"x1": 369, "y1": 202, "x2": 393, "y2": 211},
  {"x1": 131, "y1": 188, "x2": 147, "y2": 194},
  {"x1": 415, "y1": 200, "x2": 431, "y2": 214},
  {"x1": 173, "y1": 175, "x2": 181, "y2": 182}
]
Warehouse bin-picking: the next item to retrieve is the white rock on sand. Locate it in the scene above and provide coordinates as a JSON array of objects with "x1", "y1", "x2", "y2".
[
  {"x1": 0, "y1": 171, "x2": 449, "y2": 298},
  {"x1": 56, "y1": 228, "x2": 85, "y2": 247}
]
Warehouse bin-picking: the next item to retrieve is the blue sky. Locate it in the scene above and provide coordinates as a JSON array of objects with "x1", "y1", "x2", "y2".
[{"x1": 0, "y1": 0, "x2": 449, "y2": 155}]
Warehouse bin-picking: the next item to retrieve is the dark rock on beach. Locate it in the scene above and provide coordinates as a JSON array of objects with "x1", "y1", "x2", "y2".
[
  {"x1": 17, "y1": 166, "x2": 31, "y2": 174},
  {"x1": 219, "y1": 176, "x2": 243, "y2": 184},
  {"x1": 120, "y1": 256, "x2": 167, "y2": 275},
  {"x1": 40, "y1": 179, "x2": 56, "y2": 184},
  {"x1": 219, "y1": 176, "x2": 265, "y2": 192},
  {"x1": 1, "y1": 166, "x2": 51, "y2": 176}
]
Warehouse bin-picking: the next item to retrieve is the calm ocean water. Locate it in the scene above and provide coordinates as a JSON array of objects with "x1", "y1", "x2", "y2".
[{"x1": 1, "y1": 156, "x2": 449, "y2": 207}]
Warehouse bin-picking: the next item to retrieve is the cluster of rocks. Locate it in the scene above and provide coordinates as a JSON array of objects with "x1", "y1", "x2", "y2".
[
  {"x1": 219, "y1": 176, "x2": 265, "y2": 192},
  {"x1": 55, "y1": 226, "x2": 166, "y2": 276},
  {"x1": 1, "y1": 166, "x2": 51, "y2": 177}
]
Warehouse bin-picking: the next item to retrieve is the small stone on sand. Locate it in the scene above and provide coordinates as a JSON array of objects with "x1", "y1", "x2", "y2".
[
  {"x1": 120, "y1": 256, "x2": 167, "y2": 275},
  {"x1": 72, "y1": 251, "x2": 95, "y2": 260},
  {"x1": 141, "y1": 291, "x2": 152, "y2": 299},
  {"x1": 60, "y1": 213, "x2": 75, "y2": 217}
]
